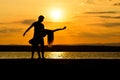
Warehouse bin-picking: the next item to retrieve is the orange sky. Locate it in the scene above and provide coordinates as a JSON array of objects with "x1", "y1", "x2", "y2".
[{"x1": 0, "y1": 0, "x2": 120, "y2": 45}]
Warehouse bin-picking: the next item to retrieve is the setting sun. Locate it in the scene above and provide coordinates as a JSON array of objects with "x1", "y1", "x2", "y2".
[{"x1": 50, "y1": 9, "x2": 63, "y2": 22}]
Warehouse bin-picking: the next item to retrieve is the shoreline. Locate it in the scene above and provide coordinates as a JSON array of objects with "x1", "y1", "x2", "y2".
[
  {"x1": 0, "y1": 45, "x2": 120, "y2": 52},
  {"x1": 0, "y1": 59, "x2": 120, "y2": 65}
]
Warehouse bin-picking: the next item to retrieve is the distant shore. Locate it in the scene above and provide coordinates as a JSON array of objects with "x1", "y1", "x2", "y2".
[{"x1": 0, "y1": 45, "x2": 120, "y2": 52}]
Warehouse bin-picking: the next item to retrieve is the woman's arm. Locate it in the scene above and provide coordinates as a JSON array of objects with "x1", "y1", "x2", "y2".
[{"x1": 53, "y1": 26, "x2": 66, "y2": 32}]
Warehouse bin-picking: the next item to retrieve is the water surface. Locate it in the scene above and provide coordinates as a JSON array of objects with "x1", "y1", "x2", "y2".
[{"x1": 0, "y1": 52, "x2": 120, "y2": 59}]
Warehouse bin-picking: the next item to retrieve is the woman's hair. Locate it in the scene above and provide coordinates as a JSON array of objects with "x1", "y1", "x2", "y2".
[{"x1": 44, "y1": 29, "x2": 54, "y2": 47}]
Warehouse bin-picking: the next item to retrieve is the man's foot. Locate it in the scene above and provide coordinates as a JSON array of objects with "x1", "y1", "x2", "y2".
[
  {"x1": 38, "y1": 57, "x2": 41, "y2": 60},
  {"x1": 42, "y1": 57, "x2": 45, "y2": 59}
]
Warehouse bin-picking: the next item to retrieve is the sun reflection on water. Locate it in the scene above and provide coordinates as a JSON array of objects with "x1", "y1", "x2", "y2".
[{"x1": 45, "y1": 52, "x2": 65, "y2": 59}]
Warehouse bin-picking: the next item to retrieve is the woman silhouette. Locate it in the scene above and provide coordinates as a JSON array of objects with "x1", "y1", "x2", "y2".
[
  {"x1": 43, "y1": 26, "x2": 66, "y2": 47},
  {"x1": 23, "y1": 15, "x2": 66, "y2": 59}
]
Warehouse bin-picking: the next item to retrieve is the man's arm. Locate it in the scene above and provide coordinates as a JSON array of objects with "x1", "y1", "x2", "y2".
[{"x1": 23, "y1": 23, "x2": 33, "y2": 36}]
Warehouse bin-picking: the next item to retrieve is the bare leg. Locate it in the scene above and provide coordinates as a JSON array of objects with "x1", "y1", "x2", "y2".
[
  {"x1": 31, "y1": 51, "x2": 34, "y2": 59},
  {"x1": 41, "y1": 42, "x2": 45, "y2": 59},
  {"x1": 42, "y1": 48, "x2": 44, "y2": 59},
  {"x1": 31, "y1": 44, "x2": 38, "y2": 59},
  {"x1": 37, "y1": 51, "x2": 41, "y2": 59},
  {"x1": 37, "y1": 46, "x2": 41, "y2": 59},
  {"x1": 31, "y1": 45, "x2": 35, "y2": 59},
  {"x1": 35, "y1": 44, "x2": 41, "y2": 59}
]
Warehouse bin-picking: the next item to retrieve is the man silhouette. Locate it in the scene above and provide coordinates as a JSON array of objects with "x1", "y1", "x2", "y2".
[{"x1": 23, "y1": 15, "x2": 45, "y2": 59}]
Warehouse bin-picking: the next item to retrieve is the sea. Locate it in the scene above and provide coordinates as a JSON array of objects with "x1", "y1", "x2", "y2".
[{"x1": 0, "y1": 52, "x2": 120, "y2": 59}]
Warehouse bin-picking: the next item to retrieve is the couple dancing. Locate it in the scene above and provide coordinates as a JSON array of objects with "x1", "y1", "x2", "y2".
[{"x1": 23, "y1": 15, "x2": 66, "y2": 59}]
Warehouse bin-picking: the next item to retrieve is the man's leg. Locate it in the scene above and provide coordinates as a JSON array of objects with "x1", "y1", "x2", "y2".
[
  {"x1": 41, "y1": 42, "x2": 45, "y2": 59},
  {"x1": 31, "y1": 51, "x2": 34, "y2": 59},
  {"x1": 31, "y1": 44, "x2": 39, "y2": 59},
  {"x1": 33, "y1": 44, "x2": 41, "y2": 59},
  {"x1": 37, "y1": 51, "x2": 41, "y2": 59},
  {"x1": 37, "y1": 45, "x2": 41, "y2": 59},
  {"x1": 31, "y1": 45, "x2": 35, "y2": 59}
]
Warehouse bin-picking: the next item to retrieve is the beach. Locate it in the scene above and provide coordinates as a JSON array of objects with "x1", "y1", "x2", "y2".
[
  {"x1": 0, "y1": 59, "x2": 120, "y2": 65},
  {"x1": 0, "y1": 45, "x2": 120, "y2": 65}
]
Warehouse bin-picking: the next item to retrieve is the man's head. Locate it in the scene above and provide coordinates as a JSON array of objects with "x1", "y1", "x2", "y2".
[{"x1": 38, "y1": 15, "x2": 44, "y2": 22}]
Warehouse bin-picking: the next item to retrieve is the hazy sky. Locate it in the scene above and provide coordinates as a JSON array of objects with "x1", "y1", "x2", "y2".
[{"x1": 0, "y1": 0, "x2": 120, "y2": 45}]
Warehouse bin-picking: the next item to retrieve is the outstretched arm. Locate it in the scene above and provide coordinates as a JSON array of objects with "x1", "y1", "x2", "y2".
[
  {"x1": 23, "y1": 24, "x2": 33, "y2": 36},
  {"x1": 53, "y1": 26, "x2": 66, "y2": 32}
]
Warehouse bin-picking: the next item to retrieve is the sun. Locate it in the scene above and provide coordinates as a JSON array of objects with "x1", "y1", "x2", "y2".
[{"x1": 50, "y1": 9, "x2": 62, "y2": 22}]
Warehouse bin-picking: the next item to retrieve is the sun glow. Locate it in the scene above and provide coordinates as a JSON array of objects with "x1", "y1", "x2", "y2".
[{"x1": 50, "y1": 9, "x2": 63, "y2": 22}]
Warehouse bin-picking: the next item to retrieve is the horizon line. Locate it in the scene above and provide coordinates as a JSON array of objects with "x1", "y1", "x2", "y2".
[{"x1": 0, "y1": 44, "x2": 120, "y2": 46}]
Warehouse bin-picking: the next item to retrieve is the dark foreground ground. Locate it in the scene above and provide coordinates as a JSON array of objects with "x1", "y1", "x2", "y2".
[{"x1": 0, "y1": 59, "x2": 120, "y2": 65}]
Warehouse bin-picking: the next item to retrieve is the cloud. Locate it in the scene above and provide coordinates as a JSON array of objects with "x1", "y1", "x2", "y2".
[
  {"x1": 79, "y1": 32, "x2": 120, "y2": 38},
  {"x1": 0, "y1": 27, "x2": 22, "y2": 33},
  {"x1": 85, "y1": 0, "x2": 113, "y2": 4},
  {"x1": 90, "y1": 22, "x2": 120, "y2": 27},
  {"x1": 99, "y1": 16, "x2": 120, "y2": 19},
  {"x1": 0, "y1": 19, "x2": 34, "y2": 25},
  {"x1": 113, "y1": 3, "x2": 120, "y2": 6},
  {"x1": 19, "y1": 19, "x2": 34, "y2": 25},
  {"x1": 0, "y1": 23, "x2": 5, "y2": 24},
  {"x1": 0, "y1": 22, "x2": 9, "y2": 24},
  {"x1": 85, "y1": 11, "x2": 117, "y2": 14},
  {"x1": 86, "y1": 0, "x2": 95, "y2": 4},
  {"x1": 80, "y1": 33, "x2": 103, "y2": 37}
]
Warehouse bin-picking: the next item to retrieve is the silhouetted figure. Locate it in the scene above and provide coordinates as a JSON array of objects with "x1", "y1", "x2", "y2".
[
  {"x1": 23, "y1": 15, "x2": 45, "y2": 59},
  {"x1": 44, "y1": 26, "x2": 66, "y2": 47},
  {"x1": 23, "y1": 15, "x2": 66, "y2": 59}
]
